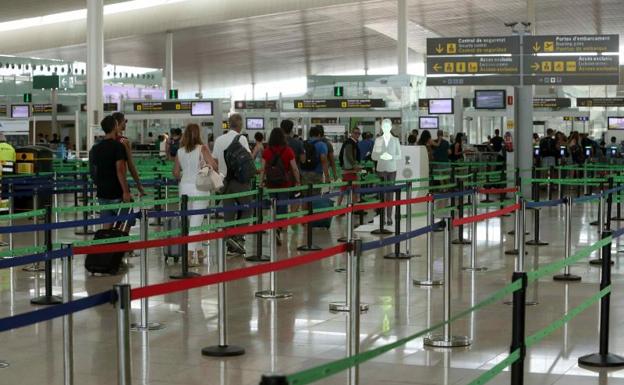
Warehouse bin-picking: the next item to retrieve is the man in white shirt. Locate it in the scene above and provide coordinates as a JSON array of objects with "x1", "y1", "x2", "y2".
[{"x1": 212, "y1": 113, "x2": 252, "y2": 255}]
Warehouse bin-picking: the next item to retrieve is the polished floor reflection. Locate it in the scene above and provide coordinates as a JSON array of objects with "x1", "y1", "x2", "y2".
[{"x1": 1, "y1": 195, "x2": 624, "y2": 385}]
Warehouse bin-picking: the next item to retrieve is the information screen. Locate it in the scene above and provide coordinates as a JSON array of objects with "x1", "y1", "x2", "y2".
[
  {"x1": 474, "y1": 90, "x2": 506, "y2": 109},
  {"x1": 428, "y1": 98, "x2": 454, "y2": 114},
  {"x1": 191, "y1": 101, "x2": 213, "y2": 116},
  {"x1": 608, "y1": 117, "x2": 624, "y2": 130},
  {"x1": 419, "y1": 116, "x2": 439, "y2": 129},
  {"x1": 11, "y1": 105, "x2": 30, "y2": 118},
  {"x1": 246, "y1": 118, "x2": 264, "y2": 130}
]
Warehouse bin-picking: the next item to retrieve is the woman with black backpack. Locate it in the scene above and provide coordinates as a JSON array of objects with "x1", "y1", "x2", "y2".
[{"x1": 259, "y1": 128, "x2": 301, "y2": 245}]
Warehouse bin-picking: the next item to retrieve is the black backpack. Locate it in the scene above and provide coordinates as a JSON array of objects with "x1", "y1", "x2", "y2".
[
  {"x1": 265, "y1": 148, "x2": 289, "y2": 187},
  {"x1": 338, "y1": 139, "x2": 360, "y2": 168},
  {"x1": 301, "y1": 140, "x2": 319, "y2": 171},
  {"x1": 224, "y1": 135, "x2": 256, "y2": 184}
]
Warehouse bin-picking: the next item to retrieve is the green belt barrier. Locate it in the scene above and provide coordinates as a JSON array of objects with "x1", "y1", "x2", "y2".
[
  {"x1": 313, "y1": 204, "x2": 347, "y2": 214},
  {"x1": 479, "y1": 170, "x2": 505, "y2": 176},
  {"x1": 430, "y1": 161, "x2": 504, "y2": 166},
  {"x1": 467, "y1": 349, "x2": 520, "y2": 385},
  {"x1": 453, "y1": 166, "x2": 470, "y2": 171},
  {"x1": 432, "y1": 167, "x2": 453, "y2": 173},
  {"x1": 455, "y1": 173, "x2": 475, "y2": 180},
  {"x1": 413, "y1": 183, "x2": 456, "y2": 192},
  {"x1": 528, "y1": 178, "x2": 605, "y2": 185},
  {"x1": 150, "y1": 228, "x2": 182, "y2": 238},
  {"x1": 432, "y1": 174, "x2": 451, "y2": 181},
  {"x1": 192, "y1": 216, "x2": 258, "y2": 232},
  {"x1": 53, "y1": 197, "x2": 180, "y2": 214},
  {"x1": 265, "y1": 185, "x2": 309, "y2": 194},
  {"x1": 188, "y1": 189, "x2": 259, "y2": 202},
  {"x1": 285, "y1": 279, "x2": 522, "y2": 385},
  {"x1": 0, "y1": 245, "x2": 47, "y2": 258},
  {"x1": 354, "y1": 178, "x2": 381, "y2": 185},
  {"x1": 276, "y1": 210, "x2": 308, "y2": 220},
  {"x1": 434, "y1": 205, "x2": 457, "y2": 215},
  {"x1": 0, "y1": 208, "x2": 46, "y2": 221},
  {"x1": 476, "y1": 199, "x2": 515, "y2": 209},
  {"x1": 313, "y1": 181, "x2": 348, "y2": 189}
]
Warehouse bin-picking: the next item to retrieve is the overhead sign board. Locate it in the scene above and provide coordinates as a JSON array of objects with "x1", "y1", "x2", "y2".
[
  {"x1": 0, "y1": 105, "x2": 6, "y2": 115},
  {"x1": 577, "y1": 98, "x2": 624, "y2": 108},
  {"x1": 32, "y1": 104, "x2": 66, "y2": 114},
  {"x1": 80, "y1": 103, "x2": 118, "y2": 112},
  {"x1": 525, "y1": 34, "x2": 619, "y2": 53},
  {"x1": 427, "y1": 56, "x2": 519, "y2": 75},
  {"x1": 294, "y1": 99, "x2": 385, "y2": 109},
  {"x1": 426, "y1": 36, "x2": 519, "y2": 55},
  {"x1": 133, "y1": 101, "x2": 192, "y2": 112},
  {"x1": 533, "y1": 98, "x2": 571, "y2": 109},
  {"x1": 563, "y1": 116, "x2": 590, "y2": 121},
  {"x1": 234, "y1": 100, "x2": 278, "y2": 110},
  {"x1": 427, "y1": 76, "x2": 520, "y2": 86}
]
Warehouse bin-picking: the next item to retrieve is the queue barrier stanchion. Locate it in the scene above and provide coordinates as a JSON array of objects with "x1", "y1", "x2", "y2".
[
  {"x1": 170, "y1": 195, "x2": 200, "y2": 279},
  {"x1": 338, "y1": 181, "x2": 359, "y2": 244},
  {"x1": 403, "y1": 182, "x2": 418, "y2": 258},
  {"x1": 553, "y1": 197, "x2": 581, "y2": 282},
  {"x1": 589, "y1": 195, "x2": 609, "y2": 266},
  {"x1": 255, "y1": 198, "x2": 292, "y2": 299},
  {"x1": 525, "y1": 177, "x2": 548, "y2": 247},
  {"x1": 606, "y1": 177, "x2": 614, "y2": 231},
  {"x1": 510, "y1": 271, "x2": 528, "y2": 385},
  {"x1": 297, "y1": 184, "x2": 322, "y2": 251},
  {"x1": 578, "y1": 229, "x2": 624, "y2": 368},
  {"x1": 452, "y1": 180, "x2": 470, "y2": 245},
  {"x1": 348, "y1": 238, "x2": 363, "y2": 385},
  {"x1": 370, "y1": 187, "x2": 392, "y2": 236},
  {"x1": 463, "y1": 190, "x2": 487, "y2": 271},
  {"x1": 247, "y1": 187, "x2": 270, "y2": 262},
  {"x1": 8, "y1": 184, "x2": 14, "y2": 252},
  {"x1": 590, "y1": 181, "x2": 605, "y2": 226},
  {"x1": 62, "y1": 244, "x2": 74, "y2": 385},
  {"x1": 413, "y1": 196, "x2": 442, "y2": 287},
  {"x1": 612, "y1": 177, "x2": 624, "y2": 221},
  {"x1": 31, "y1": 205, "x2": 63, "y2": 305},
  {"x1": 384, "y1": 188, "x2": 411, "y2": 259},
  {"x1": 423, "y1": 218, "x2": 471, "y2": 348},
  {"x1": 150, "y1": 176, "x2": 163, "y2": 227},
  {"x1": 506, "y1": 199, "x2": 537, "y2": 307},
  {"x1": 132, "y1": 208, "x2": 164, "y2": 331},
  {"x1": 114, "y1": 284, "x2": 132, "y2": 385},
  {"x1": 23, "y1": 188, "x2": 45, "y2": 272},
  {"x1": 202, "y1": 237, "x2": 245, "y2": 357},
  {"x1": 330, "y1": 202, "x2": 369, "y2": 313},
  {"x1": 74, "y1": 174, "x2": 95, "y2": 236}
]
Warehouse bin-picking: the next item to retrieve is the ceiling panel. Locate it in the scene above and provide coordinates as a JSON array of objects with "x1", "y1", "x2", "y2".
[{"x1": 0, "y1": 0, "x2": 128, "y2": 23}]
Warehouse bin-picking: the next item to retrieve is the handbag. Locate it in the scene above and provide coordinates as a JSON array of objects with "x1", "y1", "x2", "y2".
[{"x1": 195, "y1": 147, "x2": 224, "y2": 192}]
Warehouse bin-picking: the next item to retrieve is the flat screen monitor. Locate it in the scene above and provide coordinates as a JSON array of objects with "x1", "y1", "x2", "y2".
[
  {"x1": 419, "y1": 116, "x2": 439, "y2": 129},
  {"x1": 608, "y1": 117, "x2": 624, "y2": 130},
  {"x1": 190, "y1": 101, "x2": 213, "y2": 116},
  {"x1": 428, "y1": 98, "x2": 454, "y2": 114},
  {"x1": 11, "y1": 105, "x2": 30, "y2": 118},
  {"x1": 474, "y1": 90, "x2": 507, "y2": 110},
  {"x1": 246, "y1": 117, "x2": 264, "y2": 130}
]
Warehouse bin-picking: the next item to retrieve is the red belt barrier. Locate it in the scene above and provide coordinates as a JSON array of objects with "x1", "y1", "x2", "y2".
[
  {"x1": 452, "y1": 203, "x2": 520, "y2": 227},
  {"x1": 354, "y1": 195, "x2": 432, "y2": 212},
  {"x1": 74, "y1": 206, "x2": 351, "y2": 256},
  {"x1": 478, "y1": 187, "x2": 518, "y2": 195},
  {"x1": 131, "y1": 244, "x2": 347, "y2": 300}
]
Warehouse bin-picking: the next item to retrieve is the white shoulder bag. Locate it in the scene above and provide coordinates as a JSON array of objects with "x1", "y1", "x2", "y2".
[{"x1": 196, "y1": 147, "x2": 224, "y2": 192}]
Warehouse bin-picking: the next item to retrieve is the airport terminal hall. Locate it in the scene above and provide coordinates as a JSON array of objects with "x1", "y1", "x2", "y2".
[{"x1": 4, "y1": 1, "x2": 624, "y2": 385}]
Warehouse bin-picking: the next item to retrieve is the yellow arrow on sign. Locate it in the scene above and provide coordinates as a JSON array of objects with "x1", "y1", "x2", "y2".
[
  {"x1": 435, "y1": 44, "x2": 444, "y2": 54},
  {"x1": 531, "y1": 62, "x2": 540, "y2": 71},
  {"x1": 532, "y1": 42, "x2": 541, "y2": 52},
  {"x1": 432, "y1": 63, "x2": 442, "y2": 72}
]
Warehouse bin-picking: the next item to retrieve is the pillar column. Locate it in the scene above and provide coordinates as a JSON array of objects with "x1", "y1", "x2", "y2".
[
  {"x1": 86, "y1": 0, "x2": 104, "y2": 151},
  {"x1": 397, "y1": 0, "x2": 408, "y2": 75},
  {"x1": 165, "y1": 31, "x2": 174, "y2": 97}
]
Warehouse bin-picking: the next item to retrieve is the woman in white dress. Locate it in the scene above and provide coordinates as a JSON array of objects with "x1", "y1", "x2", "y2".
[{"x1": 173, "y1": 123, "x2": 218, "y2": 266}]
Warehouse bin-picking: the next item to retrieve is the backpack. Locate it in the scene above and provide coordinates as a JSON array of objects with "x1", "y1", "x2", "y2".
[
  {"x1": 301, "y1": 140, "x2": 319, "y2": 171},
  {"x1": 265, "y1": 148, "x2": 289, "y2": 187},
  {"x1": 224, "y1": 135, "x2": 256, "y2": 184},
  {"x1": 539, "y1": 137, "x2": 555, "y2": 157},
  {"x1": 338, "y1": 139, "x2": 357, "y2": 168},
  {"x1": 168, "y1": 138, "x2": 180, "y2": 157}
]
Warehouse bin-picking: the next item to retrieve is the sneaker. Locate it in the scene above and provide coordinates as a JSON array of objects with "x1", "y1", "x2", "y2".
[
  {"x1": 226, "y1": 238, "x2": 246, "y2": 255},
  {"x1": 386, "y1": 219, "x2": 393, "y2": 226}
]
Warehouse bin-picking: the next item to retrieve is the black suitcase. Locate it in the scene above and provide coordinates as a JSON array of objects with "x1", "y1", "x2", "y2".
[
  {"x1": 164, "y1": 217, "x2": 181, "y2": 263},
  {"x1": 85, "y1": 211, "x2": 131, "y2": 275}
]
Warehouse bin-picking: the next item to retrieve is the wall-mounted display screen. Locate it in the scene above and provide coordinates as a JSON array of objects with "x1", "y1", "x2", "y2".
[
  {"x1": 190, "y1": 101, "x2": 213, "y2": 116},
  {"x1": 246, "y1": 118, "x2": 264, "y2": 130},
  {"x1": 419, "y1": 116, "x2": 439, "y2": 129},
  {"x1": 474, "y1": 90, "x2": 507, "y2": 109},
  {"x1": 608, "y1": 117, "x2": 624, "y2": 130},
  {"x1": 428, "y1": 98, "x2": 454, "y2": 114},
  {"x1": 11, "y1": 105, "x2": 30, "y2": 118}
]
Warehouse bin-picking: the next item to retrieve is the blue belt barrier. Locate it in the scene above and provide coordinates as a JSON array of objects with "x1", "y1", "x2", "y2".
[
  {"x1": 574, "y1": 194, "x2": 602, "y2": 204},
  {"x1": 0, "y1": 248, "x2": 73, "y2": 270},
  {"x1": 276, "y1": 191, "x2": 343, "y2": 207},
  {"x1": 612, "y1": 227, "x2": 624, "y2": 239},
  {"x1": 361, "y1": 221, "x2": 443, "y2": 252},
  {"x1": 432, "y1": 189, "x2": 474, "y2": 200},
  {"x1": 604, "y1": 185, "x2": 624, "y2": 196},
  {"x1": 147, "y1": 201, "x2": 265, "y2": 219},
  {"x1": 526, "y1": 198, "x2": 565, "y2": 209},
  {"x1": 0, "y1": 212, "x2": 139, "y2": 234},
  {"x1": 0, "y1": 290, "x2": 113, "y2": 333},
  {"x1": 354, "y1": 184, "x2": 406, "y2": 195}
]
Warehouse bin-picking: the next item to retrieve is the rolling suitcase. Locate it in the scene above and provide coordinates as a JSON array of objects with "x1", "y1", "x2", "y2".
[
  {"x1": 164, "y1": 217, "x2": 181, "y2": 263},
  {"x1": 84, "y1": 210, "x2": 133, "y2": 275},
  {"x1": 311, "y1": 198, "x2": 333, "y2": 229}
]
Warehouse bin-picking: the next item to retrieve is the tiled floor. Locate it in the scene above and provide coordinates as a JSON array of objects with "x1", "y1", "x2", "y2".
[{"x1": 1, "y1": 194, "x2": 624, "y2": 385}]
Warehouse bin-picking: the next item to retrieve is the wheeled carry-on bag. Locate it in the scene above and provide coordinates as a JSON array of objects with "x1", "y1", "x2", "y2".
[
  {"x1": 164, "y1": 216, "x2": 181, "y2": 263},
  {"x1": 84, "y1": 209, "x2": 134, "y2": 275},
  {"x1": 311, "y1": 198, "x2": 333, "y2": 229}
]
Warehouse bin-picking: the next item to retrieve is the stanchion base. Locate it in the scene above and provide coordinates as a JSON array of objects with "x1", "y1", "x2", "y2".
[
  {"x1": 579, "y1": 353, "x2": 624, "y2": 368},
  {"x1": 383, "y1": 252, "x2": 413, "y2": 260},
  {"x1": 504, "y1": 249, "x2": 519, "y2": 255},
  {"x1": 297, "y1": 245, "x2": 322, "y2": 251},
  {"x1": 74, "y1": 230, "x2": 96, "y2": 235},
  {"x1": 423, "y1": 334, "x2": 471, "y2": 348},
  {"x1": 0, "y1": 360, "x2": 8, "y2": 368},
  {"x1": 0, "y1": 241, "x2": 7, "y2": 247},
  {"x1": 590, "y1": 220, "x2": 599, "y2": 226},
  {"x1": 452, "y1": 239, "x2": 471, "y2": 245},
  {"x1": 553, "y1": 273, "x2": 582, "y2": 282},
  {"x1": 328, "y1": 301, "x2": 369, "y2": 312},
  {"x1": 338, "y1": 235, "x2": 360, "y2": 243},
  {"x1": 255, "y1": 290, "x2": 293, "y2": 299},
  {"x1": 371, "y1": 229, "x2": 393, "y2": 235},
  {"x1": 22, "y1": 264, "x2": 45, "y2": 272},
  {"x1": 462, "y1": 266, "x2": 488, "y2": 272},
  {"x1": 525, "y1": 240, "x2": 549, "y2": 246},
  {"x1": 30, "y1": 295, "x2": 63, "y2": 305},
  {"x1": 169, "y1": 271, "x2": 201, "y2": 279},
  {"x1": 201, "y1": 345, "x2": 245, "y2": 357},
  {"x1": 589, "y1": 259, "x2": 614, "y2": 266},
  {"x1": 245, "y1": 255, "x2": 270, "y2": 262},
  {"x1": 507, "y1": 230, "x2": 529, "y2": 235},
  {"x1": 130, "y1": 322, "x2": 166, "y2": 331},
  {"x1": 413, "y1": 279, "x2": 443, "y2": 287},
  {"x1": 611, "y1": 217, "x2": 624, "y2": 221}
]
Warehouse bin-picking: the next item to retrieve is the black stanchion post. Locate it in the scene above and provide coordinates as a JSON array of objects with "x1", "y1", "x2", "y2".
[
  {"x1": 170, "y1": 195, "x2": 200, "y2": 279},
  {"x1": 371, "y1": 187, "x2": 392, "y2": 235},
  {"x1": 150, "y1": 176, "x2": 163, "y2": 227},
  {"x1": 578, "y1": 229, "x2": 624, "y2": 368},
  {"x1": 510, "y1": 272, "x2": 528, "y2": 385},
  {"x1": 298, "y1": 184, "x2": 322, "y2": 251},
  {"x1": 246, "y1": 187, "x2": 270, "y2": 261},
  {"x1": 452, "y1": 180, "x2": 469, "y2": 244},
  {"x1": 74, "y1": 173, "x2": 94, "y2": 235},
  {"x1": 613, "y1": 178, "x2": 623, "y2": 221},
  {"x1": 384, "y1": 188, "x2": 410, "y2": 259},
  {"x1": 525, "y1": 172, "x2": 548, "y2": 246},
  {"x1": 548, "y1": 165, "x2": 555, "y2": 201},
  {"x1": 31, "y1": 205, "x2": 62, "y2": 305},
  {"x1": 606, "y1": 177, "x2": 614, "y2": 231}
]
